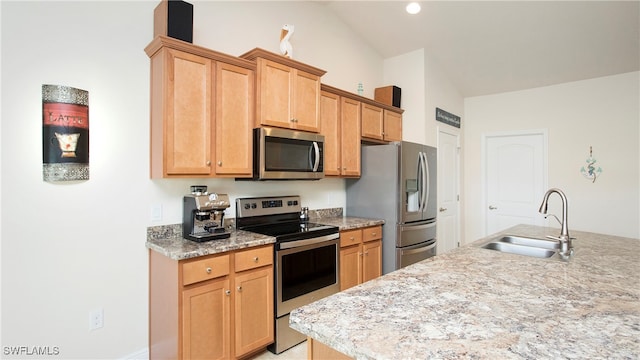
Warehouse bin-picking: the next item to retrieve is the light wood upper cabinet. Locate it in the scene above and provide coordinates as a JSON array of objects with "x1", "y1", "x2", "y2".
[
  {"x1": 383, "y1": 109, "x2": 402, "y2": 142},
  {"x1": 361, "y1": 103, "x2": 384, "y2": 141},
  {"x1": 320, "y1": 90, "x2": 361, "y2": 177},
  {"x1": 320, "y1": 90, "x2": 341, "y2": 176},
  {"x1": 215, "y1": 62, "x2": 254, "y2": 175},
  {"x1": 145, "y1": 36, "x2": 255, "y2": 178},
  {"x1": 361, "y1": 103, "x2": 403, "y2": 143},
  {"x1": 241, "y1": 48, "x2": 326, "y2": 133},
  {"x1": 341, "y1": 97, "x2": 362, "y2": 177}
]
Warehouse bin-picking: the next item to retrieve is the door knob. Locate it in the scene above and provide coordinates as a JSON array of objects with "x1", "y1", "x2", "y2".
[
  {"x1": 439, "y1": 207, "x2": 447, "y2": 212},
  {"x1": 489, "y1": 205, "x2": 498, "y2": 210}
]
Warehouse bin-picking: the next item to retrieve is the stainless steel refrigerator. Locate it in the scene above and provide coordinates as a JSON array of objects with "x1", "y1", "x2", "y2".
[{"x1": 346, "y1": 141, "x2": 437, "y2": 274}]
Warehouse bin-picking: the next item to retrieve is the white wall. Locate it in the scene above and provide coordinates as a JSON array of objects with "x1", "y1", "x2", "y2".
[
  {"x1": 383, "y1": 49, "x2": 425, "y2": 144},
  {"x1": 464, "y1": 72, "x2": 640, "y2": 243},
  {"x1": 0, "y1": 1, "x2": 386, "y2": 358}
]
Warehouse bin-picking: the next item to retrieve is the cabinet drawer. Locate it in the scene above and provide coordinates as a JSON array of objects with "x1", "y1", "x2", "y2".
[
  {"x1": 235, "y1": 245, "x2": 273, "y2": 272},
  {"x1": 340, "y1": 229, "x2": 362, "y2": 248},
  {"x1": 362, "y1": 226, "x2": 382, "y2": 242},
  {"x1": 182, "y1": 254, "x2": 230, "y2": 286}
]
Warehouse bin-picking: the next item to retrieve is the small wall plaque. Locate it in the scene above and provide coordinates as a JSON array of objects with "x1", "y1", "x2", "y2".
[
  {"x1": 435, "y1": 107, "x2": 460, "y2": 128},
  {"x1": 42, "y1": 84, "x2": 89, "y2": 182}
]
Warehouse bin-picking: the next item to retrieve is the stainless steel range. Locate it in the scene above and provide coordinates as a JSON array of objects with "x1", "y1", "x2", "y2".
[{"x1": 236, "y1": 195, "x2": 340, "y2": 354}]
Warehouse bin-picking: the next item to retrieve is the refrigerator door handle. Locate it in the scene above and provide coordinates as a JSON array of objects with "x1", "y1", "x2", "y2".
[
  {"x1": 420, "y1": 152, "x2": 429, "y2": 212},
  {"x1": 400, "y1": 221, "x2": 436, "y2": 231},
  {"x1": 417, "y1": 152, "x2": 424, "y2": 211}
]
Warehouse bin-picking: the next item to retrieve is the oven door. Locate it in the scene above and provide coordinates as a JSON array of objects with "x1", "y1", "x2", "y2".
[{"x1": 276, "y1": 234, "x2": 340, "y2": 317}]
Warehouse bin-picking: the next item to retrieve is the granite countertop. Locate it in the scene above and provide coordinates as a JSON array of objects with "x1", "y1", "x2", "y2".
[
  {"x1": 290, "y1": 224, "x2": 640, "y2": 359},
  {"x1": 145, "y1": 215, "x2": 384, "y2": 261}
]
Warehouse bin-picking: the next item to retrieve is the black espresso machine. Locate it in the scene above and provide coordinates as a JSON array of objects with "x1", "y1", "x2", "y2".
[{"x1": 182, "y1": 185, "x2": 231, "y2": 241}]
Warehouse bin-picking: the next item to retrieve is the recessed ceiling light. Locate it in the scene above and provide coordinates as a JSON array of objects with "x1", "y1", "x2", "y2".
[{"x1": 406, "y1": 2, "x2": 421, "y2": 15}]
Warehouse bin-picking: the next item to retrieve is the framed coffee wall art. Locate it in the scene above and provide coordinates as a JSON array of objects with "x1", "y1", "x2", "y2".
[{"x1": 42, "y1": 84, "x2": 89, "y2": 181}]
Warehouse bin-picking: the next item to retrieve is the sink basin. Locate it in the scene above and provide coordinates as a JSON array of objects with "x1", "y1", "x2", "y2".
[
  {"x1": 496, "y1": 235, "x2": 559, "y2": 250},
  {"x1": 481, "y1": 241, "x2": 557, "y2": 258}
]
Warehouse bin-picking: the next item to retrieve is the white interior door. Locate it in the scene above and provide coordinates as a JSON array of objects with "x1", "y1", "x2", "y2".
[
  {"x1": 437, "y1": 128, "x2": 460, "y2": 254},
  {"x1": 484, "y1": 131, "x2": 547, "y2": 235}
]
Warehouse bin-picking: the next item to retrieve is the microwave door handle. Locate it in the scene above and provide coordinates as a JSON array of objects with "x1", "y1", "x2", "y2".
[{"x1": 311, "y1": 141, "x2": 320, "y2": 171}]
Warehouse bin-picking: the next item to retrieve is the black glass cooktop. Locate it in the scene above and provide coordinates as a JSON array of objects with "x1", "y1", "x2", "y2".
[{"x1": 244, "y1": 221, "x2": 338, "y2": 242}]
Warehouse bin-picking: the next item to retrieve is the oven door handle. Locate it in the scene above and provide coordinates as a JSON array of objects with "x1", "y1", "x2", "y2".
[{"x1": 278, "y1": 233, "x2": 339, "y2": 250}]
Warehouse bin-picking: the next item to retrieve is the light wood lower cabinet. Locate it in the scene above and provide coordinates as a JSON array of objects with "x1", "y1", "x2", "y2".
[
  {"x1": 307, "y1": 337, "x2": 352, "y2": 360},
  {"x1": 149, "y1": 245, "x2": 274, "y2": 360},
  {"x1": 339, "y1": 226, "x2": 382, "y2": 291}
]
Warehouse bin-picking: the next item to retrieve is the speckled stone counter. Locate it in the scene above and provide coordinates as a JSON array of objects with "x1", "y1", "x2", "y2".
[
  {"x1": 146, "y1": 224, "x2": 275, "y2": 260},
  {"x1": 290, "y1": 224, "x2": 640, "y2": 359},
  {"x1": 145, "y1": 213, "x2": 383, "y2": 260},
  {"x1": 313, "y1": 216, "x2": 384, "y2": 231}
]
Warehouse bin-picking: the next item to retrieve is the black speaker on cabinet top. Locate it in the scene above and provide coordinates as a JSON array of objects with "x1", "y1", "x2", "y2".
[{"x1": 154, "y1": 0, "x2": 194, "y2": 43}]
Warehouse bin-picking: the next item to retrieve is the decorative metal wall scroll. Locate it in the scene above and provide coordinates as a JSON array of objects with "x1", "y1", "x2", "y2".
[
  {"x1": 42, "y1": 84, "x2": 89, "y2": 181},
  {"x1": 580, "y1": 146, "x2": 602, "y2": 183}
]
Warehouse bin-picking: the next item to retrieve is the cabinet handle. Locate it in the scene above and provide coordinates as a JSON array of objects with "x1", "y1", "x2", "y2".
[
  {"x1": 206, "y1": 267, "x2": 212, "y2": 274},
  {"x1": 237, "y1": 286, "x2": 242, "y2": 292},
  {"x1": 364, "y1": 251, "x2": 369, "y2": 256},
  {"x1": 371, "y1": 232, "x2": 377, "y2": 236},
  {"x1": 358, "y1": 252, "x2": 363, "y2": 257},
  {"x1": 217, "y1": 161, "x2": 222, "y2": 166},
  {"x1": 225, "y1": 290, "x2": 231, "y2": 296},
  {"x1": 349, "y1": 237, "x2": 355, "y2": 241},
  {"x1": 253, "y1": 256, "x2": 259, "y2": 262},
  {"x1": 206, "y1": 160, "x2": 211, "y2": 166}
]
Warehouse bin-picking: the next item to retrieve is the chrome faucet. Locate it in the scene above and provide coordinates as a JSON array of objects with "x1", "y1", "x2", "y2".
[{"x1": 538, "y1": 188, "x2": 573, "y2": 259}]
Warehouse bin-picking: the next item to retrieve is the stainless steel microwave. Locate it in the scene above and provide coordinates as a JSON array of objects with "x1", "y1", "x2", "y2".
[{"x1": 252, "y1": 127, "x2": 324, "y2": 180}]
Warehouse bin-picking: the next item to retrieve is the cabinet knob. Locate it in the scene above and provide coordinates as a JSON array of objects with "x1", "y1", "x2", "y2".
[
  {"x1": 206, "y1": 160, "x2": 211, "y2": 166},
  {"x1": 237, "y1": 286, "x2": 242, "y2": 292},
  {"x1": 371, "y1": 232, "x2": 377, "y2": 236},
  {"x1": 206, "y1": 267, "x2": 212, "y2": 274},
  {"x1": 225, "y1": 290, "x2": 231, "y2": 296},
  {"x1": 217, "y1": 161, "x2": 222, "y2": 166},
  {"x1": 253, "y1": 256, "x2": 259, "y2": 262}
]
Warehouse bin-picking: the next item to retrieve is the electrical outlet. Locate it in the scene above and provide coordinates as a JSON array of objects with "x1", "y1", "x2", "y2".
[{"x1": 90, "y1": 308, "x2": 104, "y2": 330}]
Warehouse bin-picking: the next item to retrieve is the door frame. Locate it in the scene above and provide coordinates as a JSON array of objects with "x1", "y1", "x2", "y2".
[
  {"x1": 481, "y1": 129, "x2": 549, "y2": 236},
  {"x1": 437, "y1": 126, "x2": 461, "y2": 252}
]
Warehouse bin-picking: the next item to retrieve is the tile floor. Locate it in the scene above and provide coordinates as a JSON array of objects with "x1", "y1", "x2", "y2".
[{"x1": 250, "y1": 341, "x2": 307, "y2": 360}]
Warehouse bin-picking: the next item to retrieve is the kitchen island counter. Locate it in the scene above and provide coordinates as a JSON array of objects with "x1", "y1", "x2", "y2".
[{"x1": 290, "y1": 224, "x2": 640, "y2": 359}]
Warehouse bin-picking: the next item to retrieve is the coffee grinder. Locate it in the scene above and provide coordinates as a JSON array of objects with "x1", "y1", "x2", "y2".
[{"x1": 183, "y1": 185, "x2": 231, "y2": 242}]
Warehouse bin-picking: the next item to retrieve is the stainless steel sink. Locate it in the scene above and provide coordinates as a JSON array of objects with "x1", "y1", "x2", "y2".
[
  {"x1": 477, "y1": 234, "x2": 560, "y2": 259},
  {"x1": 496, "y1": 235, "x2": 559, "y2": 250}
]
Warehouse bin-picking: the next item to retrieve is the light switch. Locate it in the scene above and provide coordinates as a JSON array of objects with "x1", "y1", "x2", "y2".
[{"x1": 151, "y1": 204, "x2": 163, "y2": 222}]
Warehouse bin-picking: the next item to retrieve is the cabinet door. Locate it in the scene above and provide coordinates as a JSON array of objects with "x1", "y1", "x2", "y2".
[
  {"x1": 215, "y1": 62, "x2": 254, "y2": 176},
  {"x1": 320, "y1": 91, "x2": 341, "y2": 176},
  {"x1": 340, "y1": 97, "x2": 361, "y2": 177},
  {"x1": 292, "y1": 69, "x2": 321, "y2": 132},
  {"x1": 339, "y1": 245, "x2": 362, "y2": 291},
  {"x1": 362, "y1": 240, "x2": 382, "y2": 284},
  {"x1": 182, "y1": 277, "x2": 230, "y2": 360},
  {"x1": 257, "y1": 59, "x2": 292, "y2": 128},
  {"x1": 361, "y1": 103, "x2": 384, "y2": 141},
  {"x1": 234, "y1": 267, "x2": 274, "y2": 358},
  {"x1": 383, "y1": 110, "x2": 402, "y2": 142},
  {"x1": 165, "y1": 49, "x2": 213, "y2": 175}
]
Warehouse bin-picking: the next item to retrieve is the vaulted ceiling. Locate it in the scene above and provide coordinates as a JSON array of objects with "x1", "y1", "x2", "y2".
[{"x1": 324, "y1": 1, "x2": 640, "y2": 97}]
